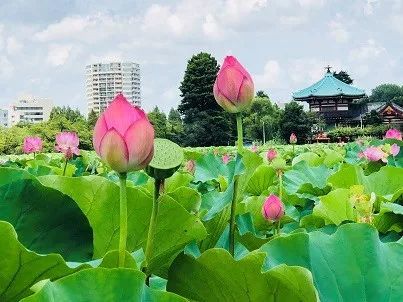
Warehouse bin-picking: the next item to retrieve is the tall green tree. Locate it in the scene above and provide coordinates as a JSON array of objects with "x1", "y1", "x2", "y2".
[
  {"x1": 333, "y1": 70, "x2": 353, "y2": 84},
  {"x1": 278, "y1": 101, "x2": 313, "y2": 143},
  {"x1": 49, "y1": 106, "x2": 85, "y2": 123},
  {"x1": 243, "y1": 95, "x2": 281, "y2": 142},
  {"x1": 364, "y1": 110, "x2": 383, "y2": 126},
  {"x1": 178, "y1": 52, "x2": 232, "y2": 146},
  {"x1": 87, "y1": 109, "x2": 99, "y2": 128},
  {"x1": 167, "y1": 108, "x2": 184, "y2": 144},
  {"x1": 369, "y1": 84, "x2": 403, "y2": 106},
  {"x1": 148, "y1": 106, "x2": 168, "y2": 138}
]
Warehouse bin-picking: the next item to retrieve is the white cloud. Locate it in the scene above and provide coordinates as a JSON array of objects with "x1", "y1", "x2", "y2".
[
  {"x1": 298, "y1": 0, "x2": 324, "y2": 7},
  {"x1": 364, "y1": 0, "x2": 378, "y2": 15},
  {"x1": 46, "y1": 44, "x2": 73, "y2": 66},
  {"x1": 349, "y1": 39, "x2": 385, "y2": 61},
  {"x1": 279, "y1": 15, "x2": 307, "y2": 26},
  {"x1": 328, "y1": 20, "x2": 350, "y2": 43},
  {"x1": 0, "y1": 56, "x2": 14, "y2": 78},
  {"x1": 203, "y1": 14, "x2": 224, "y2": 40},
  {"x1": 288, "y1": 58, "x2": 326, "y2": 85},
  {"x1": 6, "y1": 37, "x2": 23, "y2": 54},
  {"x1": 255, "y1": 60, "x2": 283, "y2": 89}
]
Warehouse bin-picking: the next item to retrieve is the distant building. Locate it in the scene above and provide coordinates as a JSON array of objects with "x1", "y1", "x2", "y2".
[
  {"x1": 368, "y1": 102, "x2": 403, "y2": 125},
  {"x1": 293, "y1": 67, "x2": 367, "y2": 125},
  {"x1": 86, "y1": 62, "x2": 141, "y2": 114},
  {"x1": 0, "y1": 109, "x2": 8, "y2": 127},
  {"x1": 10, "y1": 96, "x2": 53, "y2": 126}
]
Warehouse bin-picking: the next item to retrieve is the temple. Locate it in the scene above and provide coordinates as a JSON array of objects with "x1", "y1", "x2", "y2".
[{"x1": 293, "y1": 66, "x2": 367, "y2": 125}]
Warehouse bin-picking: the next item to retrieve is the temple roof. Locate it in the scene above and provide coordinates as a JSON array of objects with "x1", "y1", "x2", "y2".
[{"x1": 293, "y1": 71, "x2": 366, "y2": 100}]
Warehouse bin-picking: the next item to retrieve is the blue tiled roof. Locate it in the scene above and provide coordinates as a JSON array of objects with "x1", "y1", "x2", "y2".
[{"x1": 293, "y1": 71, "x2": 366, "y2": 99}]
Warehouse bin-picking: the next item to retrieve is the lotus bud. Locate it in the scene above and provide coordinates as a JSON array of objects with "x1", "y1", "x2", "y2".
[
  {"x1": 289, "y1": 133, "x2": 297, "y2": 144},
  {"x1": 251, "y1": 145, "x2": 258, "y2": 153},
  {"x1": 384, "y1": 128, "x2": 402, "y2": 140},
  {"x1": 391, "y1": 144, "x2": 400, "y2": 157},
  {"x1": 262, "y1": 194, "x2": 284, "y2": 221},
  {"x1": 222, "y1": 154, "x2": 231, "y2": 164},
  {"x1": 362, "y1": 146, "x2": 388, "y2": 163},
  {"x1": 185, "y1": 160, "x2": 196, "y2": 174},
  {"x1": 213, "y1": 56, "x2": 254, "y2": 113},
  {"x1": 23, "y1": 136, "x2": 43, "y2": 154},
  {"x1": 266, "y1": 148, "x2": 277, "y2": 161},
  {"x1": 55, "y1": 132, "x2": 80, "y2": 160},
  {"x1": 93, "y1": 93, "x2": 154, "y2": 173}
]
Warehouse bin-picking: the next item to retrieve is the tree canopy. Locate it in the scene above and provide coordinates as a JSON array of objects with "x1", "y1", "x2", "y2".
[
  {"x1": 333, "y1": 70, "x2": 353, "y2": 84},
  {"x1": 369, "y1": 84, "x2": 403, "y2": 106}
]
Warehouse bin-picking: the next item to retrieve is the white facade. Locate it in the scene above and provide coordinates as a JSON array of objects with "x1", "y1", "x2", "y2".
[
  {"x1": 86, "y1": 62, "x2": 141, "y2": 113},
  {"x1": 10, "y1": 96, "x2": 53, "y2": 126},
  {"x1": 0, "y1": 109, "x2": 8, "y2": 127}
]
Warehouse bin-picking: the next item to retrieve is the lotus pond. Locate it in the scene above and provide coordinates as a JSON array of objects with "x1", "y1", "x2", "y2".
[{"x1": 0, "y1": 138, "x2": 402, "y2": 302}]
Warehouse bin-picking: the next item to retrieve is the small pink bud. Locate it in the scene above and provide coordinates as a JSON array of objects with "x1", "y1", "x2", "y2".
[
  {"x1": 384, "y1": 128, "x2": 402, "y2": 140},
  {"x1": 222, "y1": 154, "x2": 230, "y2": 164},
  {"x1": 185, "y1": 160, "x2": 196, "y2": 174},
  {"x1": 290, "y1": 133, "x2": 297, "y2": 144},
  {"x1": 213, "y1": 56, "x2": 254, "y2": 113},
  {"x1": 55, "y1": 132, "x2": 80, "y2": 160},
  {"x1": 266, "y1": 148, "x2": 277, "y2": 161},
  {"x1": 362, "y1": 146, "x2": 388, "y2": 162},
  {"x1": 93, "y1": 93, "x2": 154, "y2": 173},
  {"x1": 262, "y1": 194, "x2": 284, "y2": 221},
  {"x1": 391, "y1": 144, "x2": 400, "y2": 157},
  {"x1": 251, "y1": 145, "x2": 258, "y2": 153},
  {"x1": 23, "y1": 136, "x2": 43, "y2": 154}
]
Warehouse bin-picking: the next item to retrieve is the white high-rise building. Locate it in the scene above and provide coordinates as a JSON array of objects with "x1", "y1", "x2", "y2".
[
  {"x1": 10, "y1": 96, "x2": 53, "y2": 126},
  {"x1": 86, "y1": 62, "x2": 141, "y2": 113},
  {"x1": 0, "y1": 109, "x2": 8, "y2": 127}
]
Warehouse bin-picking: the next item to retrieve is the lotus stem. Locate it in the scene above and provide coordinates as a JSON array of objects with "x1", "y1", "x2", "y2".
[
  {"x1": 144, "y1": 178, "x2": 164, "y2": 277},
  {"x1": 229, "y1": 113, "x2": 243, "y2": 256},
  {"x1": 62, "y1": 159, "x2": 68, "y2": 176},
  {"x1": 118, "y1": 173, "x2": 128, "y2": 267}
]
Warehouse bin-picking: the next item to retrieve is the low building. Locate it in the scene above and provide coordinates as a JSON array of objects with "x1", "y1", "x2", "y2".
[
  {"x1": 10, "y1": 96, "x2": 53, "y2": 126},
  {"x1": 293, "y1": 67, "x2": 367, "y2": 125},
  {"x1": 0, "y1": 109, "x2": 8, "y2": 127},
  {"x1": 368, "y1": 102, "x2": 403, "y2": 125}
]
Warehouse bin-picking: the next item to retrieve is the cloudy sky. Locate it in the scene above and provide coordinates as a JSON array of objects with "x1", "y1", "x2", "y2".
[{"x1": 0, "y1": 0, "x2": 402, "y2": 114}]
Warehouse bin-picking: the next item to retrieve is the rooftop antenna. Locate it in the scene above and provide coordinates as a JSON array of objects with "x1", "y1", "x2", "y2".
[{"x1": 325, "y1": 65, "x2": 332, "y2": 73}]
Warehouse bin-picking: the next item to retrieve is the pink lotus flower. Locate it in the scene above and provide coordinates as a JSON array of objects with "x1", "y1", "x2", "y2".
[
  {"x1": 93, "y1": 93, "x2": 154, "y2": 173},
  {"x1": 23, "y1": 136, "x2": 43, "y2": 154},
  {"x1": 55, "y1": 132, "x2": 80, "y2": 160},
  {"x1": 391, "y1": 144, "x2": 400, "y2": 157},
  {"x1": 267, "y1": 148, "x2": 277, "y2": 161},
  {"x1": 262, "y1": 194, "x2": 284, "y2": 221},
  {"x1": 384, "y1": 128, "x2": 402, "y2": 140},
  {"x1": 289, "y1": 133, "x2": 297, "y2": 144},
  {"x1": 362, "y1": 146, "x2": 388, "y2": 162},
  {"x1": 213, "y1": 56, "x2": 254, "y2": 113},
  {"x1": 185, "y1": 160, "x2": 196, "y2": 174},
  {"x1": 222, "y1": 154, "x2": 231, "y2": 164}
]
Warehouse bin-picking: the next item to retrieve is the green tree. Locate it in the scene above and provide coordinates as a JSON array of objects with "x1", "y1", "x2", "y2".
[
  {"x1": 178, "y1": 52, "x2": 233, "y2": 146},
  {"x1": 49, "y1": 106, "x2": 85, "y2": 123},
  {"x1": 278, "y1": 101, "x2": 313, "y2": 143},
  {"x1": 364, "y1": 110, "x2": 383, "y2": 126},
  {"x1": 256, "y1": 90, "x2": 269, "y2": 98},
  {"x1": 87, "y1": 109, "x2": 99, "y2": 128},
  {"x1": 167, "y1": 108, "x2": 184, "y2": 144},
  {"x1": 369, "y1": 84, "x2": 403, "y2": 106},
  {"x1": 243, "y1": 95, "x2": 281, "y2": 142},
  {"x1": 333, "y1": 70, "x2": 353, "y2": 84},
  {"x1": 148, "y1": 106, "x2": 168, "y2": 138}
]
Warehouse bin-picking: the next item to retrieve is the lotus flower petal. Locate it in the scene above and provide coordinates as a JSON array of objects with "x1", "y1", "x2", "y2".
[
  {"x1": 124, "y1": 118, "x2": 155, "y2": 170},
  {"x1": 99, "y1": 129, "x2": 129, "y2": 173},
  {"x1": 93, "y1": 114, "x2": 108, "y2": 154}
]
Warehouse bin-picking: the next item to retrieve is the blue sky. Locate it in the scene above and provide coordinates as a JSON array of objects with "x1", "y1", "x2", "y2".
[{"x1": 0, "y1": 0, "x2": 402, "y2": 113}]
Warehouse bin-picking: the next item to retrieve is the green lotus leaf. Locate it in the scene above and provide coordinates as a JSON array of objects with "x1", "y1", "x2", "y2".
[
  {"x1": 260, "y1": 223, "x2": 403, "y2": 302},
  {"x1": 328, "y1": 164, "x2": 403, "y2": 201},
  {"x1": 283, "y1": 161, "x2": 332, "y2": 200},
  {"x1": 21, "y1": 268, "x2": 187, "y2": 302},
  {"x1": 0, "y1": 221, "x2": 89, "y2": 302},
  {"x1": 292, "y1": 152, "x2": 322, "y2": 166},
  {"x1": 38, "y1": 175, "x2": 152, "y2": 259},
  {"x1": 167, "y1": 248, "x2": 318, "y2": 302},
  {"x1": 374, "y1": 202, "x2": 403, "y2": 233},
  {"x1": 245, "y1": 164, "x2": 276, "y2": 196},
  {"x1": 0, "y1": 168, "x2": 93, "y2": 261}
]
